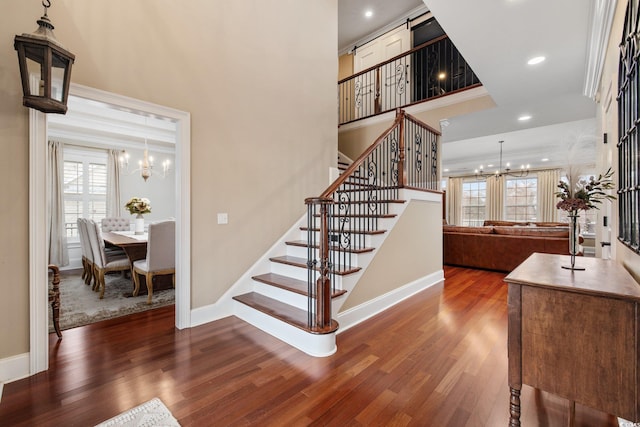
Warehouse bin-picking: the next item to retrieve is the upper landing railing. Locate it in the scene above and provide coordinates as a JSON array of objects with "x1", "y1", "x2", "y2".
[{"x1": 338, "y1": 35, "x2": 481, "y2": 126}]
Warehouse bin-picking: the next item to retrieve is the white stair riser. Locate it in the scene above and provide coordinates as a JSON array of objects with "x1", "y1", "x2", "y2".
[
  {"x1": 286, "y1": 245, "x2": 362, "y2": 266},
  {"x1": 233, "y1": 301, "x2": 336, "y2": 357},
  {"x1": 299, "y1": 230, "x2": 375, "y2": 248},
  {"x1": 270, "y1": 262, "x2": 309, "y2": 281},
  {"x1": 253, "y1": 281, "x2": 308, "y2": 310}
]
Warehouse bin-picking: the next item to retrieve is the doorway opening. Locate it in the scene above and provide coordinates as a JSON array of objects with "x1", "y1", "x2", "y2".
[{"x1": 29, "y1": 84, "x2": 191, "y2": 374}]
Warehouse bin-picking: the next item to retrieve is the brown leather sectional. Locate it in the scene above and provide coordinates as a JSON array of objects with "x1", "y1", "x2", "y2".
[{"x1": 443, "y1": 221, "x2": 573, "y2": 272}]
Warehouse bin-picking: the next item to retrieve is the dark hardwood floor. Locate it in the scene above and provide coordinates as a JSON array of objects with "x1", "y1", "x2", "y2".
[{"x1": 0, "y1": 266, "x2": 619, "y2": 426}]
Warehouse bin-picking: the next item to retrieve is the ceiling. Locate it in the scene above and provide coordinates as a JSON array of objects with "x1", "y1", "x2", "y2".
[{"x1": 338, "y1": 0, "x2": 603, "y2": 177}]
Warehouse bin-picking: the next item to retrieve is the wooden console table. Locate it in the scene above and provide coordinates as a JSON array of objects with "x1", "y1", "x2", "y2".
[{"x1": 506, "y1": 253, "x2": 640, "y2": 426}]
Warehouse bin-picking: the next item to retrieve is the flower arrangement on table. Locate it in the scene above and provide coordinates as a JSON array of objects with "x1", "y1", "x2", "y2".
[
  {"x1": 555, "y1": 167, "x2": 615, "y2": 270},
  {"x1": 125, "y1": 197, "x2": 152, "y2": 216},
  {"x1": 555, "y1": 167, "x2": 616, "y2": 214}
]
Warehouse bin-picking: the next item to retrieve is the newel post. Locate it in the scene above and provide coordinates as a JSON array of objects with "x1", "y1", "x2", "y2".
[
  {"x1": 397, "y1": 109, "x2": 406, "y2": 187},
  {"x1": 305, "y1": 196, "x2": 333, "y2": 331}
]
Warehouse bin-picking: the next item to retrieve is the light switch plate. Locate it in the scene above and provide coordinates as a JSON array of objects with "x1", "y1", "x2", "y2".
[{"x1": 217, "y1": 213, "x2": 228, "y2": 224}]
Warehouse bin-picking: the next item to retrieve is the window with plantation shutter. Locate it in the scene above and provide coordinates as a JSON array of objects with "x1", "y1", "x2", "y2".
[{"x1": 63, "y1": 148, "x2": 107, "y2": 241}]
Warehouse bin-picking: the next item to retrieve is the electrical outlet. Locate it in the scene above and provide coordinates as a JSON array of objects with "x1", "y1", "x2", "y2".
[{"x1": 217, "y1": 213, "x2": 228, "y2": 224}]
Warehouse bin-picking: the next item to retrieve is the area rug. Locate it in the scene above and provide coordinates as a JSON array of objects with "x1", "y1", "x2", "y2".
[
  {"x1": 49, "y1": 271, "x2": 174, "y2": 333},
  {"x1": 95, "y1": 397, "x2": 180, "y2": 427}
]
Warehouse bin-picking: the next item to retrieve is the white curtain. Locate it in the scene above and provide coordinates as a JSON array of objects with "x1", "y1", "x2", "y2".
[
  {"x1": 107, "y1": 149, "x2": 122, "y2": 217},
  {"x1": 47, "y1": 140, "x2": 69, "y2": 266},
  {"x1": 486, "y1": 176, "x2": 505, "y2": 220},
  {"x1": 537, "y1": 169, "x2": 561, "y2": 222},
  {"x1": 446, "y1": 177, "x2": 463, "y2": 225}
]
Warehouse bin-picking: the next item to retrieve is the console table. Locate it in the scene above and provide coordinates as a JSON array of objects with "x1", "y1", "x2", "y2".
[{"x1": 505, "y1": 253, "x2": 640, "y2": 426}]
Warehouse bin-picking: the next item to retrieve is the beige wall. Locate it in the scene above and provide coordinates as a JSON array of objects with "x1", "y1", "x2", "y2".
[
  {"x1": 340, "y1": 200, "x2": 442, "y2": 311},
  {"x1": 338, "y1": 53, "x2": 353, "y2": 80},
  {"x1": 0, "y1": 1, "x2": 337, "y2": 360},
  {"x1": 596, "y1": 0, "x2": 636, "y2": 265},
  {"x1": 338, "y1": 94, "x2": 495, "y2": 160}
]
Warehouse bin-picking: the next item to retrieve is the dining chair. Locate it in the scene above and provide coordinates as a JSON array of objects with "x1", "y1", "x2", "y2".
[
  {"x1": 101, "y1": 217, "x2": 131, "y2": 232},
  {"x1": 133, "y1": 219, "x2": 175, "y2": 304},
  {"x1": 86, "y1": 219, "x2": 131, "y2": 298},
  {"x1": 77, "y1": 218, "x2": 95, "y2": 287}
]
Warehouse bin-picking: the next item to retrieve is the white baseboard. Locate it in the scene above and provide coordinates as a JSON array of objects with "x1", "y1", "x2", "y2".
[
  {"x1": 0, "y1": 352, "x2": 30, "y2": 388},
  {"x1": 336, "y1": 270, "x2": 444, "y2": 333}
]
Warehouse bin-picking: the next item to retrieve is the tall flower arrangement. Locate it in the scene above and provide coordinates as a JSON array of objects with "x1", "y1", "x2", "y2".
[
  {"x1": 125, "y1": 197, "x2": 152, "y2": 215},
  {"x1": 555, "y1": 167, "x2": 615, "y2": 214}
]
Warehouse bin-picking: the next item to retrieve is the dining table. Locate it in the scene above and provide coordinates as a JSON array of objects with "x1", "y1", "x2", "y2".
[{"x1": 102, "y1": 230, "x2": 173, "y2": 296}]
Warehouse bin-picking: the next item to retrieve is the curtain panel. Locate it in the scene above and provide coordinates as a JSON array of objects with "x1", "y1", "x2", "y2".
[
  {"x1": 486, "y1": 176, "x2": 505, "y2": 220},
  {"x1": 107, "y1": 149, "x2": 122, "y2": 217},
  {"x1": 537, "y1": 169, "x2": 560, "y2": 222},
  {"x1": 446, "y1": 177, "x2": 463, "y2": 225},
  {"x1": 47, "y1": 140, "x2": 69, "y2": 266}
]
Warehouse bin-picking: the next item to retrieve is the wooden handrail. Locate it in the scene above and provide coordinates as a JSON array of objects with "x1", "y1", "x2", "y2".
[
  {"x1": 338, "y1": 35, "x2": 449, "y2": 85},
  {"x1": 321, "y1": 110, "x2": 405, "y2": 198}
]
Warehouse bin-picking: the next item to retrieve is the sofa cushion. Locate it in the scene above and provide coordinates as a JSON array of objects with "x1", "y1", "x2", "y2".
[
  {"x1": 532, "y1": 221, "x2": 568, "y2": 227},
  {"x1": 483, "y1": 220, "x2": 528, "y2": 227},
  {"x1": 443, "y1": 225, "x2": 495, "y2": 234},
  {"x1": 493, "y1": 226, "x2": 568, "y2": 237}
]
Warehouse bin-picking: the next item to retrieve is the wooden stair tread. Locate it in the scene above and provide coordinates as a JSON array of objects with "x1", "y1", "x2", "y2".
[
  {"x1": 285, "y1": 240, "x2": 375, "y2": 254},
  {"x1": 270, "y1": 255, "x2": 361, "y2": 275},
  {"x1": 233, "y1": 292, "x2": 338, "y2": 334},
  {"x1": 300, "y1": 227, "x2": 386, "y2": 235},
  {"x1": 252, "y1": 273, "x2": 347, "y2": 298}
]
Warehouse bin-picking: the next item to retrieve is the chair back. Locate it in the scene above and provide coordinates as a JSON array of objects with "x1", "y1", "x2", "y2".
[
  {"x1": 146, "y1": 220, "x2": 175, "y2": 271},
  {"x1": 101, "y1": 217, "x2": 130, "y2": 232},
  {"x1": 77, "y1": 218, "x2": 92, "y2": 262},
  {"x1": 86, "y1": 219, "x2": 108, "y2": 268}
]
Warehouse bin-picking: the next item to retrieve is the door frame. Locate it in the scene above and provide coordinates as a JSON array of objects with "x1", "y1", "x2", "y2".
[{"x1": 29, "y1": 84, "x2": 191, "y2": 373}]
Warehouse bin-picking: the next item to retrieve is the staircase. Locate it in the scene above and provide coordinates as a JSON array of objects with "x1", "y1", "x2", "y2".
[{"x1": 231, "y1": 109, "x2": 440, "y2": 357}]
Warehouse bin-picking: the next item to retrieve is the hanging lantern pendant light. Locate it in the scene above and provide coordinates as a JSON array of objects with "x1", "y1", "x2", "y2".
[{"x1": 14, "y1": 0, "x2": 75, "y2": 114}]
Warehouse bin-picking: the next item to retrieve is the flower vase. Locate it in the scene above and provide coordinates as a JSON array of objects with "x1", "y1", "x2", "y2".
[
  {"x1": 134, "y1": 214, "x2": 145, "y2": 235},
  {"x1": 562, "y1": 212, "x2": 585, "y2": 271}
]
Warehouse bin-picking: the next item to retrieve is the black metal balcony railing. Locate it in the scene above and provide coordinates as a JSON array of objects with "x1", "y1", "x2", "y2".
[{"x1": 338, "y1": 35, "x2": 481, "y2": 126}]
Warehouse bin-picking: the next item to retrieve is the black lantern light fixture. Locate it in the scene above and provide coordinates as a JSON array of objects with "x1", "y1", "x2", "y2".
[{"x1": 14, "y1": 0, "x2": 75, "y2": 114}]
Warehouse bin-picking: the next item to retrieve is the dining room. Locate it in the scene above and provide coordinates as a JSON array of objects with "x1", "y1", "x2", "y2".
[{"x1": 46, "y1": 94, "x2": 178, "y2": 332}]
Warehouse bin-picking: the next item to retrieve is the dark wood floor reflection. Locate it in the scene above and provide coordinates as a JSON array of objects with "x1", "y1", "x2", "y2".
[{"x1": 0, "y1": 266, "x2": 619, "y2": 426}]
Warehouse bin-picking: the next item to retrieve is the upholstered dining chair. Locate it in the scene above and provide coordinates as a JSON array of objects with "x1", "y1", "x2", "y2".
[
  {"x1": 101, "y1": 217, "x2": 130, "y2": 232},
  {"x1": 133, "y1": 220, "x2": 175, "y2": 304},
  {"x1": 86, "y1": 219, "x2": 131, "y2": 298},
  {"x1": 77, "y1": 218, "x2": 94, "y2": 287}
]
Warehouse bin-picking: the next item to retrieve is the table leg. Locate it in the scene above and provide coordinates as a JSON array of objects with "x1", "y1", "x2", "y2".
[{"x1": 509, "y1": 387, "x2": 521, "y2": 427}]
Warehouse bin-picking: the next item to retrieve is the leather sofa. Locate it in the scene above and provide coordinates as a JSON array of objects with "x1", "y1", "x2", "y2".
[{"x1": 443, "y1": 221, "x2": 574, "y2": 272}]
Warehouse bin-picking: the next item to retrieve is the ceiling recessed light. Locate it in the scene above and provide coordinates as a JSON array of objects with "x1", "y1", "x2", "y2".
[
  {"x1": 527, "y1": 56, "x2": 546, "y2": 65},
  {"x1": 364, "y1": 10, "x2": 373, "y2": 18},
  {"x1": 541, "y1": 158, "x2": 549, "y2": 162},
  {"x1": 518, "y1": 115, "x2": 532, "y2": 121}
]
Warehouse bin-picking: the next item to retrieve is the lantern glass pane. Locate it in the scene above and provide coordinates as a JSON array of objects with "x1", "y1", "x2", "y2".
[
  {"x1": 52, "y1": 65, "x2": 64, "y2": 102},
  {"x1": 25, "y1": 57, "x2": 42, "y2": 96}
]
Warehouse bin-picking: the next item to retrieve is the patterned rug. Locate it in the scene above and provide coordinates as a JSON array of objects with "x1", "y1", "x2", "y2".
[
  {"x1": 50, "y1": 271, "x2": 174, "y2": 332},
  {"x1": 95, "y1": 398, "x2": 180, "y2": 427}
]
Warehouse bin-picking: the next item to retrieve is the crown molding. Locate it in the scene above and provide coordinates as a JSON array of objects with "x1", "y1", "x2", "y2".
[{"x1": 584, "y1": 0, "x2": 618, "y2": 99}]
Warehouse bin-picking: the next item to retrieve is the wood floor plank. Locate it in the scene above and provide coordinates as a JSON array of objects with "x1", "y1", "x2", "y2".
[{"x1": 0, "y1": 266, "x2": 620, "y2": 426}]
